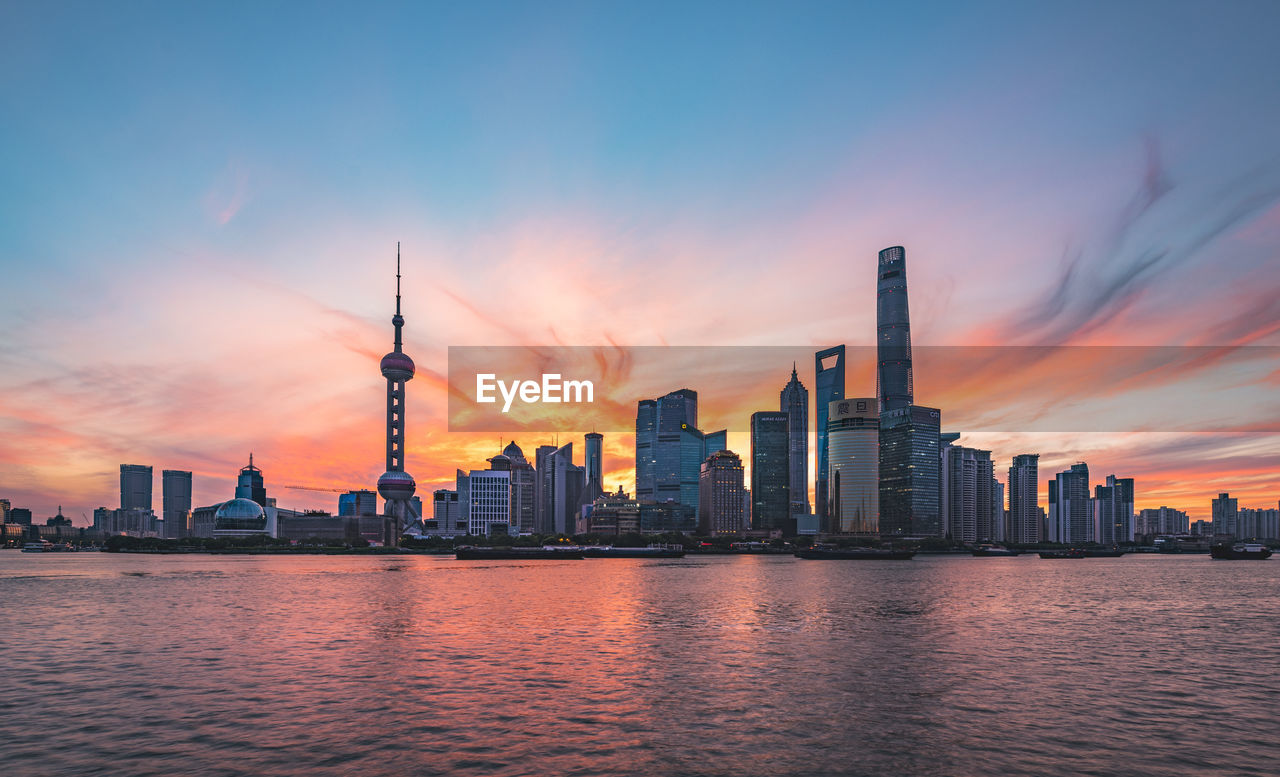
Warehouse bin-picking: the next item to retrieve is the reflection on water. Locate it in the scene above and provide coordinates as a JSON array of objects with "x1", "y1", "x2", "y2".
[{"x1": 1, "y1": 552, "x2": 1277, "y2": 777}]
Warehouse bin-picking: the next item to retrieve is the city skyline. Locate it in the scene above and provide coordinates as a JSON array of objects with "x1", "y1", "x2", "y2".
[{"x1": 4, "y1": 3, "x2": 1280, "y2": 522}]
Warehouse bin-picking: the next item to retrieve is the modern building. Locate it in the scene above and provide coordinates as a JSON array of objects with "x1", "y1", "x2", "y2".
[
  {"x1": 427, "y1": 489, "x2": 466, "y2": 536},
  {"x1": 212, "y1": 498, "x2": 268, "y2": 537},
  {"x1": 750, "y1": 411, "x2": 791, "y2": 533},
  {"x1": 1008, "y1": 454, "x2": 1041, "y2": 544},
  {"x1": 161, "y1": 469, "x2": 192, "y2": 538},
  {"x1": 338, "y1": 489, "x2": 378, "y2": 517},
  {"x1": 1136, "y1": 506, "x2": 1190, "y2": 536},
  {"x1": 0, "y1": 499, "x2": 10, "y2": 522},
  {"x1": 779, "y1": 365, "x2": 810, "y2": 517},
  {"x1": 120, "y1": 464, "x2": 153, "y2": 511},
  {"x1": 7, "y1": 507, "x2": 32, "y2": 525},
  {"x1": 467, "y1": 469, "x2": 512, "y2": 536},
  {"x1": 1237, "y1": 507, "x2": 1280, "y2": 539},
  {"x1": 876, "y1": 245, "x2": 914, "y2": 414},
  {"x1": 538, "y1": 443, "x2": 585, "y2": 535},
  {"x1": 699, "y1": 450, "x2": 745, "y2": 535},
  {"x1": 635, "y1": 389, "x2": 726, "y2": 514},
  {"x1": 234, "y1": 455, "x2": 267, "y2": 507},
  {"x1": 813, "y1": 345, "x2": 845, "y2": 524},
  {"x1": 1048, "y1": 463, "x2": 1091, "y2": 544},
  {"x1": 376, "y1": 244, "x2": 420, "y2": 540},
  {"x1": 992, "y1": 479, "x2": 1006, "y2": 543},
  {"x1": 500, "y1": 441, "x2": 536, "y2": 534},
  {"x1": 585, "y1": 432, "x2": 604, "y2": 501},
  {"x1": 534, "y1": 444, "x2": 557, "y2": 532},
  {"x1": 1094, "y1": 475, "x2": 1134, "y2": 544},
  {"x1": 827, "y1": 398, "x2": 879, "y2": 535},
  {"x1": 1211, "y1": 493, "x2": 1239, "y2": 537},
  {"x1": 940, "y1": 445, "x2": 994, "y2": 543},
  {"x1": 878, "y1": 405, "x2": 942, "y2": 536}
]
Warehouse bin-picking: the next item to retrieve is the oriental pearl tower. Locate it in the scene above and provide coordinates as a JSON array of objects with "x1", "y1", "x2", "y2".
[{"x1": 377, "y1": 243, "x2": 421, "y2": 540}]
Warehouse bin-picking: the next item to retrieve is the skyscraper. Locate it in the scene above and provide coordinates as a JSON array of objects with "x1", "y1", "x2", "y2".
[
  {"x1": 940, "y1": 445, "x2": 994, "y2": 543},
  {"x1": 585, "y1": 432, "x2": 604, "y2": 500},
  {"x1": 779, "y1": 365, "x2": 810, "y2": 517},
  {"x1": 1095, "y1": 474, "x2": 1134, "y2": 544},
  {"x1": 634, "y1": 401, "x2": 657, "y2": 501},
  {"x1": 699, "y1": 450, "x2": 745, "y2": 535},
  {"x1": 827, "y1": 398, "x2": 879, "y2": 535},
  {"x1": 119, "y1": 464, "x2": 153, "y2": 511},
  {"x1": 467, "y1": 469, "x2": 512, "y2": 536},
  {"x1": 750, "y1": 411, "x2": 790, "y2": 533},
  {"x1": 539, "y1": 443, "x2": 585, "y2": 535},
  {"x1": 234, "y1": 454, "x2": 267, "y2": 507},
  {"x1": 813, "y1": 345, "x2": 845, "y2": 525},
  {"x1": 1008, "y1": 454, "x2": 1040, "y2": 544},
  {"x1": 1212, "y1": 493, "x2": 1238, "y2": 537},
  {"x1": 161, "y1": 469, "x2": 192, "y2": 539},
  {"x1": 1049, "y1": 463, "x2": 1091, "y2": 544},
  {"x1": 376, "y1": 245, "x2": 419, "y2": 541},
  {"x1": 636, "y1": 389, "x2": 726, "y2": 514},
  {"x1": 873, "y1": 245, "x2": 942, "y2": 537},
  {"x1": 502, "y1": 441, "x2": 537, "y2": 534},
  {"x1": 878, "y1": 405, "x2": 942, "y2": 536},
  {"x1": 876, "y1": 245, "x2": 913, "y2": 413},
  {"x1": 339, "y1": 489, "x2": 378, "y2": 516}
]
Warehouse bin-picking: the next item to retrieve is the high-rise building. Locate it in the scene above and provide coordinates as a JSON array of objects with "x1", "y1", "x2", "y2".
[
  {"x1": 1136, "y1": 506, "x2": 1189, "y2": 536},
  {"x1": 1094, "y1": 475, "x2": 1134, "y2": 544},
  {"x1": 1211, "y1": 493, "x2": 1238, "y2": 537},
  {"x1": 634, "y1": 401, "x2": 657, "y2": 501},
  {"x1": 1048, "y1": 463, "x2": 1091, "y2": 544},
  {"x1": 992, "y1": 479, "x2": 1006, "y2": 543},
  {"x1": 750, "y1": 411, "x2": 791, "y2": 534},
  {"x1": 1008, "y1": 455, "x2": 1040, "y2": 544},
  {"x1": 429, "y1": 489, "x2": 464, "y2": 536},
  {"x1": 878, "y1": 405, "x2": 942, "y2": 536},
  {"x1": 827, "y1": 398, "x2": 879, "y2": 535},
  {"x1": 466, "y1": 469, "x2": 512, "y2": 536},
  {"x1": 585, "y1": 432, "x2": 604, "y2": 500},
  {"x1": 234, "y1": 454, "x2": 267, "y2": 507},
  {"x1": 375, "y1": 244, "x2": 419, "y2": 541},
  {"x1": 779, "y1": 365, "x2": 810, "y2": 517},
  {"x1": 339, "y1": 489, "x2": 378, "y2": 517},
  {"x1": 0, "y1": 499, "x2": 10, "y2": 522},
  {"x1": 120, "y1": 464, "x2": 153, "y2": 511},
  {"x1": 538, "y1": 443, "x2": 585, "y2": 535},
  {"x1": 940, "y1": 445, "x2": 994, "y2": 543},
  {"x1": 161, "y1": 469, "x2": 192, "y2": 539},
  {"x1": 699, "y1": 450, "x2": 745, "y2": 535},
  {"x1": 636, "y1": 389, "x2": 725, "y2": 514},
  {"x1": 876, "y1": 245, "x2": 913, "y2": 413},
  {"x1": 813, "y1": 345, "x2": 845, "y2": 524},
  {"x1": 501, "y1": 441, "x2": 536, "y2": 534}
]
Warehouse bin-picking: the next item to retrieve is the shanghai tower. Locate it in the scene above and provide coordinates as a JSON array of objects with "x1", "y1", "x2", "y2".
[
  {"x1": 377, "y1": 243, "x2": 421, "y2": 541},
  {"x1": 876, "y1": 245, "x2": 942, "y2": 536},
  {"x1": 876, "y1": 245, "x2": 912, "y2": 412}
]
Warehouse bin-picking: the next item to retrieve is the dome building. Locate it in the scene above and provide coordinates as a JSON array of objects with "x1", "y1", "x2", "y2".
[{"x1": 212, "y1": 497, "x2": 268, "y2": 537}]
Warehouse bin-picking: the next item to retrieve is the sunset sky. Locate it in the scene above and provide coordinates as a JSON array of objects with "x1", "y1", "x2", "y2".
[{"x1": 2, "y1": 1, "x2": 1279, "y2": 524}]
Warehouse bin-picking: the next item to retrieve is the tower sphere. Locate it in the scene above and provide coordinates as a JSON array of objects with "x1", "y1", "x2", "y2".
[
  {"x1": 380, "y1": 351, "x2": 415, "y2": 381},
  {"x1": 377, "y1": 470, "x2": 416, "y2": 501}
]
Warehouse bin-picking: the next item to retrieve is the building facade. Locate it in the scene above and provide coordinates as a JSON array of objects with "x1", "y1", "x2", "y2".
[
  {"x1": 813, "y1": 345, "x2": 845, "y2": 525},
  {"x1": 1008, "y1": 454, "x2": 1040, "y2": 544},
  {"x1": 1048, "y1": 463, "x2": 1091, "y2": 544},
  {"x1": 779, "y1": 365, "x2": 810, "y2": 518},
  {"x1": 878, "y1": 405, "x2": 942, "y2": 536},
  {"x1": 827, "y1": 398, "x2": 879, "y2": 535},
  {"x1": 120, "y1": 464, "x2": 153, "y2": 511},
  {"x1": 161, "y1": 469, "x2": 192, "y2": 538},
  {"x1": 750, "y1": 411, "x2": 791, "y2": 534},
  {"x1": 699, "y1": 450, "x2": 745, "y2": 535}
]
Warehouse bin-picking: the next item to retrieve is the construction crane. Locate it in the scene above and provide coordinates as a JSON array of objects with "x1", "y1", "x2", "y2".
[{"x1": 283, "y1": 484, "x2": 367, "y2": 494}]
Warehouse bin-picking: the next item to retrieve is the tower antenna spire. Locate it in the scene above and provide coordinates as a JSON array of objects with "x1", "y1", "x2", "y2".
[{"x1": 396, "y1": 241, "x2": 402, "y2": 316}]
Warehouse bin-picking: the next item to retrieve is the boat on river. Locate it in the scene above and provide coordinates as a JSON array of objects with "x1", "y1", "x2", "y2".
[
  {"x1": 455, "y1": 546, "x2": 584, "y2": 560},
  {"x1": 581, "y1": 546, "x2": 686, "y2": 558},
  {"x1": 972, "y1": 545, "x2": 1021, "y2": 557},
  {"x1": 1209, "y1": 542, "x2": 1273, "y2": 560},
  {"x1": 1038, "y1": 549, "x2": 1085, "y2": 559}
]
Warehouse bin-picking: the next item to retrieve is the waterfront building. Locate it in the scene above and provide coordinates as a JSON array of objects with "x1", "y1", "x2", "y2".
[
  {"x1": 234, "y1": 454, "x2": 267, "y2": 507},
  {"x1": 878, "y1": 405, "x2": 942, "y2": 536},
  {"x1": 162, "y1": 469, "x2": 192, "y2": 539},
  {"x1": 636, "y1": 389, "x2": 726, "y2": 514},
  {"x1": 583, "y1": 491, "x2": 641, "y2": 536},
  {"x1": 8, "y1": 507, "x2": 32, "y2": 525},
  {"x1": 338, "y1": 489, "x2": 378, "y2": 517},
  {"x1": 1094, "y1": 475, "x2": 1135, "y2": 544},
  {"x1": 376, "y1": 244, "x2": 420, "y2": 540},
  {"x1": 1136, "y1": 506, "x2": 1190, "y2": 536},
  {"x1": 1238, "y1": 507, "x2": 1280, "y2": 539},
  {"x1": 533, "y1": 444, "x2": 556, "y2": 532},
  {"x1": 212, "y1": 498, "x2": 268, "y2": 537},
  {"x1": 940, "y1": 444, "x2": 994, "y2": 543},
  {"x1": 427, "y1": 489, "x2": 465, "y2": 536},
  {"x1": 813, "y1": 345, "x2": 845, "y2": 525},
  {"x1": 537, "y1": 443, "x2": 585, "y2": 535},
  {"x1": 779, "y1": 365, "x2": 810, "y2": 517},
  {"x1": 876, "y1": 245, "x2": 913, "y2": 414},
  {"x1": 500, "y1": 441, "x2": 536, "y2": 534},
  {"x1": 120, "y1": 464, "x2": 153, "y2": 511},
  {"x1": 1211, "y1": 493, "x2": 1239, "y2": 537},
  {"x1": 0, "y1": 499, "x2": 9, "y2": 522},
  {"x1": 827, "y1": 398, "x2": 879, "y2": 535},
  {"x1": 992, "y1": 479, "x2": 1006, "y2": 543},
  {"x1": 585, "y1": 432, "x2": 604, "y2": 501},
  {"x1": 1048, "y1": 463, "x2": 1091, "y2": 544},
  {"x1": 1008, "y1": 454, "x2": 1041, "y2": 544},
  {"x1": 466, "y1": 470, "x2": 512, "y2": 536},
  {"x1": 699, "y1": 450, "x2": 745, "y2": 536},
  {"x1": 750, "y1": 411, "x2": 791, "y2": 533}
]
